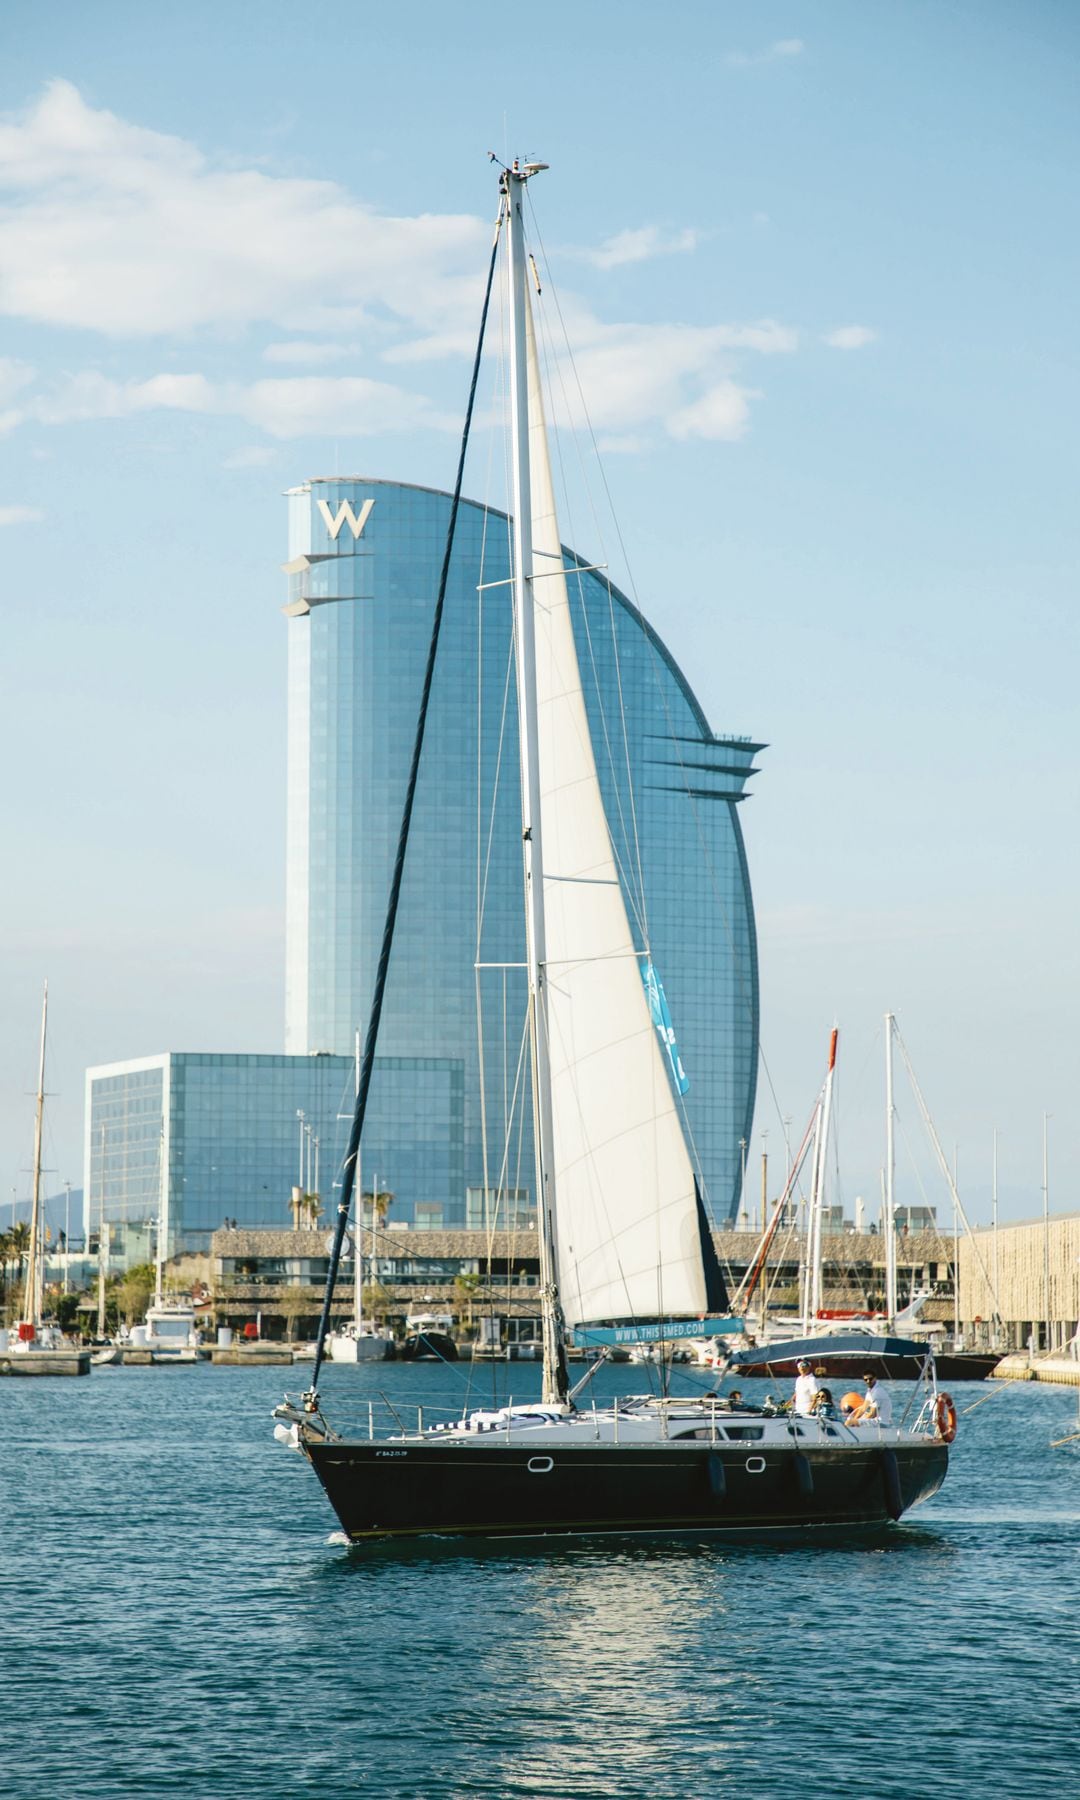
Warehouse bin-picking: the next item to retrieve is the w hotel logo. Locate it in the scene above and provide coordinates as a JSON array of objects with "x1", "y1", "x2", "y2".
[{"x1": 317, "y1": 497, "x2": 375, "y2": 541}]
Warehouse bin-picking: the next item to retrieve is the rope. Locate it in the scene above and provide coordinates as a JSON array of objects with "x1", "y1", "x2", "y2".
[{"x1": 305, "y1": 214, "x2": 503, "y2": 1400}]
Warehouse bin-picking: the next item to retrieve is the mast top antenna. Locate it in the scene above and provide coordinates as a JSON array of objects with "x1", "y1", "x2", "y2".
[{"x1": 490, "y1": 153, "x2": 549, "y2": 181}]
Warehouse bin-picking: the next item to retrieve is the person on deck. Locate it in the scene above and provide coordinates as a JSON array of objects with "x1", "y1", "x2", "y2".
[
  {"x1": 793, "y1": 1358, "x2": 820, "y2": 1416},
  {"x1": 848, "y1": 1373, "x2": 893, "y2": 1426}
]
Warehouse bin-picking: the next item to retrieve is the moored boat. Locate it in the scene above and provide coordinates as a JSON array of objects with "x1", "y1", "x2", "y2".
[
  {"x1": 1, "y1": 984, "x2": 90, "y2": 1379},
  {"x1": 128, "y1": 1296, "x2": 201, "y2": 1363},
  {"x1": 398, "y1": 1312, "x2": 457, "y2": 1362}
]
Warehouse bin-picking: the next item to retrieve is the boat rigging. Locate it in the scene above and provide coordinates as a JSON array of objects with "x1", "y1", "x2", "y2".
[{"x1": 273, "y1": 160, "x2": 953, "y2": 1542}]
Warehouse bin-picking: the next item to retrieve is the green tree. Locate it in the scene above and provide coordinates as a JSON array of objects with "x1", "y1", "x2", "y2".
[
  {"x1": 454, "y1": 1271, "x2": 480, "y2": 1327},
  {"x1": 53, "y1": 1291, "x2": 82, "y2": 1333},
  {"x1": 115, "y1": 1263, "x2": 155, "y2": 1327},
  {"x1": 361, "y1": 1280, "x2": 393, "y2": 1325},
  {"x1": 4, "y1": 1223, "x2": 31, "y2": 1320},
  {"x1": 279, "y1": 1283, "x2": 314, "y2": 1341}
]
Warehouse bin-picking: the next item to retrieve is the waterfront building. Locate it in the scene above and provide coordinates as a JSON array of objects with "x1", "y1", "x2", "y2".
[
  {"x1": 283, "y1": 476, "x2": 761, "y2": 1229},
  {"x1": 958, "y1": 1211, "x2": 1080, "y2": 1353},
  {"x1": 85, "y1": 476, "x2": 762, "y2": 1260},
  {"x1": 82, "y1": 1050, "x2": 461, "y2": 1261},
  {"x1": 206, "y1": 1225, "x2": 956, "y2": 1343}
]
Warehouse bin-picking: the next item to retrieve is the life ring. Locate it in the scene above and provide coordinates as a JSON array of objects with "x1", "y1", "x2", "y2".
[{"x1": 933, "y1": 1393, "x2": 957, "y2": 1443}]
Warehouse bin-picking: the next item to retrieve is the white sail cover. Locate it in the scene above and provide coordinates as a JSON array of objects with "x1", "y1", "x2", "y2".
[{"x1": 525, "y1": 303, "x2": 708, "y2": 1328}]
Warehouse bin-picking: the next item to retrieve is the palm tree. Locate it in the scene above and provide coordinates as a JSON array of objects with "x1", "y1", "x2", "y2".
[
  {"x1": 280, "y1": 1283, "x2": 314, "y2": 1343},
  {"x1": 0, "y1": 1230, "x2": 13, "y2": 1323},
  {"x1": 8, "y1": 1222, "x2": 30, "y2": 1317},
  {"x1": 454, "y1": 1271, "x2": 480, "y2": 1328}
]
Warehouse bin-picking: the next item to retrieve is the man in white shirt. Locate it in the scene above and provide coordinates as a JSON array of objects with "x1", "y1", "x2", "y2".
[
  {"x1": 792, "y1": 1358, "x2": 819, "y2": 1416},
  {"x1": 851, "y1": 1373, "x2": 893, "y2": 1426}
]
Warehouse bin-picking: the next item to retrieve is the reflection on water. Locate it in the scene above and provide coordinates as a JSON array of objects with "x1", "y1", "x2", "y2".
[{"x1": 1, "y1": 1365, "x2": 1077, "y2": 1799}]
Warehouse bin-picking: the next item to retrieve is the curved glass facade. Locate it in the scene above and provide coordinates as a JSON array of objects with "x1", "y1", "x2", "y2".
[{"x1": 284, "y1": 478, "x2": 762, "y2": 1228}]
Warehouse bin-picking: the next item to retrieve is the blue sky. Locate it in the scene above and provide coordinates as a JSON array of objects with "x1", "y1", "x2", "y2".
[{"x1": 1, "y1": 1, "x2": 1077, "y2": 1233}]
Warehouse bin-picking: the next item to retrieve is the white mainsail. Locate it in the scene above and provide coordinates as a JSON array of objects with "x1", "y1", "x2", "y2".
[{"x1": 524, "y1": 300, "x2": 708, "y2": 1328}]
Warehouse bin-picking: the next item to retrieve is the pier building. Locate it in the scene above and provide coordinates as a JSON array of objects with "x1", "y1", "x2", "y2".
[
  {"x1": 203, "y1": 1224, "x2": 959, "y2": 1343},
  {"x1": 84, "y1": 477, "x2": 762, "y2": 1259},
  {"x1": 957, "y1": 1211, "x2": 1080, "y2": 1353}
]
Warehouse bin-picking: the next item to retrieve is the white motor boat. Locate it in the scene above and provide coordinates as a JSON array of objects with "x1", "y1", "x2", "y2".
[
  {"x1": 327, "y1": 1321, "x2": 394, "y2": 1363},
  {"x1": 132, "y1": 1298, "x2": 200, "y2": 1362}
]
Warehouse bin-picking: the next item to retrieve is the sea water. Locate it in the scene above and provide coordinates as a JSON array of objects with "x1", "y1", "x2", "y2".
[{"x1": 1, "y1": 1360, "x2": 1077, "y2": 1799}]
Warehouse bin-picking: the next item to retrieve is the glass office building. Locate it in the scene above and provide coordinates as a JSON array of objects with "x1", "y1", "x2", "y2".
[
  {"x1": 85, "y1": 475, "x2": 762, "y2": 1258},
  {"x1": 284, "y1": 477, "x2": 761, "y2": 1231},
  {"x1": 83, "y1": 1051, "x2": 464, "y2": 1257}
]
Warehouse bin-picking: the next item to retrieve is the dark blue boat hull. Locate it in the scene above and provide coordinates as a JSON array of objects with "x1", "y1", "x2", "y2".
[{"x1": 304, "y1": 1435, "x2": 948, "y2": 1542}]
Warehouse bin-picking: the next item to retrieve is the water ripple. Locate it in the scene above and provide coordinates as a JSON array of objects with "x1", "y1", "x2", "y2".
[{"x1": 1, "y1": 1365, "x2": 1077, "y2": 1798}]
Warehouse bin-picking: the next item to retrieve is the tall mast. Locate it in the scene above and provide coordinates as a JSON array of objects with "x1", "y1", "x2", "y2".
[
  {"x1": 799, "y1": 1101, "x2": 822, "y2": 1334},
  {"x1": 23, "y1": 979, "x2": 48, "y2": 1331},
  {"x1": 884, "y1": 1011, "x2": 897, "y2": 1326},
  {"x1": 502, "y1": 159, "x2": 566, "y2": 1406},
  {"x1": 355, "y1": 1032, "x2": 363, "y2": 1332},
  {"x1": 154, "y1": 1118, "x2": 166, "y2": 1308},
  {"x1": 991, "y1": 1126, "x2": 999, "y2": 1341},
  {"x1": 807, "y1": 1028, "x2": 838, "y2": 1323},
  {"x1": 97, "y1": 1122, "x2": 108, "y2": 1336}
]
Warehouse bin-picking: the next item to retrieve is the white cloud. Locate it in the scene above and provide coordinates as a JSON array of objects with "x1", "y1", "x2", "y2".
[
  {"x1": 596, "y1": 433, "x2": 649, "y2": 455},
  {"x1": 236, "y1": 375, "x2": 453, "y2": 439},
  {"x1": 4, "y1": 366, "x2": 456, "y2": 440},
  {"x1": 823, "y1": 325, "x2": 877, "y2": 349},
  {"x1": 578, "y1": 226, "x2": 701, "y2": 270},
  {"x1": 27, "y1": 370, "x2": 217, "y2": 425},
  {"x1": 0, "y1": 84, "x2": 821, "y2": 452},
  {"x1": 668, "y1": 381, "x2": 756, "y2": 442},
  {"x1": 0, "y1": 80, "x2": 488, "y2": 338},
  {"x1": 0, "y1": 503, "x2": 44, "y2": 525},
  {"x1": 726, "y1": 38, "x2": 805, "y2": 67},
  {"x1": 222, "y1": 445, "x2": 278, "y2": 469},
  {"x1": 0, "y1": 356, "x2": 35, "y2": 402},
  {"x1": 538, "y1": 311, "x2": 794, "y2": 443},
  {"x1": 262, "y1": 341, "x2": 358, "y2": 366}
]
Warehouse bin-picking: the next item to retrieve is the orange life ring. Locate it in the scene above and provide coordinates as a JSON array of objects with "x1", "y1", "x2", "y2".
[{"x1": 933, "y1": 1392, "x2": 958, "y2": 1443}]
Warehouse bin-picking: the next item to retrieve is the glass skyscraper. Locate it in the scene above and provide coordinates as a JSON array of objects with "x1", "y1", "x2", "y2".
[
  {"x1": 85, "y1": 474, "x2": 761, "y2": 1256},
  {"x1": 284, "y1": 477, "x2": 762, "y2": 1230}
]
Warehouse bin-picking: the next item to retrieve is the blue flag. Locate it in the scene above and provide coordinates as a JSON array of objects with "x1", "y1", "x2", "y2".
[{"x1": 641, "y1": 958, "x2": 689, "y2": 1094}]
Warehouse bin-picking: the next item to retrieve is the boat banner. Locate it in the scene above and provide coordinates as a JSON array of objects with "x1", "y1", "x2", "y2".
[
  {"x1": 572, "y1": 1316, "x2": 744, "y2": 1347},
  {"x1": 641, "y1": 959, "x2": 690, "y2": 1094}
]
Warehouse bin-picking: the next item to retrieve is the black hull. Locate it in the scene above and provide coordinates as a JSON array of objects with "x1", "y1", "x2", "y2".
[
  {"x1": 305, "y1": 1437, "x2": 947, "y2": 1543},
  {"x1": 928, "y1": 1352, "x2": 1001, "y2": 1382},
  {"x1": 397, "y1": 1332, "x2": 458, "y2": 1363},
  {"x1": 733, "y1": 1349, "x2": 998, "y2": 1382}
]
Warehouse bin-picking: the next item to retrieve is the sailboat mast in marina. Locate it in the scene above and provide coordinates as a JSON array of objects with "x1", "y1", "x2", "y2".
[
  {"x1": 24, "y1": 980, "x2": 48, "y2": 1335},
  {"x1": 274, "y1": 160, "x2": 954, "y2": 1541},
  {"x1": 0, "y1": 983, "x2": 90, "y2": 1377}
]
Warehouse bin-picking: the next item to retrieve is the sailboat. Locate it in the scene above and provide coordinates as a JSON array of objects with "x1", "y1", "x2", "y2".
[
  {"x1": 728, "y1": 1019, "x2": 1001, "y2": 1382},
  {"x1": 128, "y1": 1165, "x2": 200, "y2": 1362},
  {"x1": 273, "y1": 161, "x2": 951, "y2": 1540},
  {"x1": 0, "y1": 983, "x2": 90, "y2": 1378},
  {"x1": 327, "y1": 1176, "x2": 394, "y2": 1363}
]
